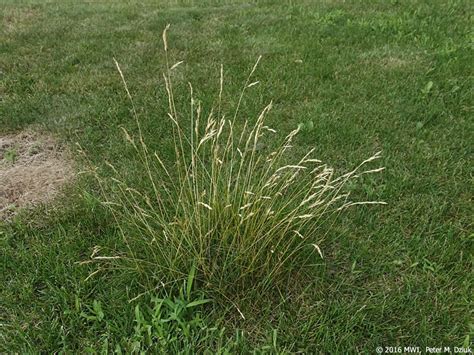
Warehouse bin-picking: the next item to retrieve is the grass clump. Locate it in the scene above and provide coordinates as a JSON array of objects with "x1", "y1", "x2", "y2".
[{"x1": 89, "y1": 26, "x2": 384, "y2": 312}]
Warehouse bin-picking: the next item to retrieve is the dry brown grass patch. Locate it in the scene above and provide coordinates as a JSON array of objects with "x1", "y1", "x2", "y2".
[{"x1": 0, "y1": 130, "x2": 74, "y2": 219}]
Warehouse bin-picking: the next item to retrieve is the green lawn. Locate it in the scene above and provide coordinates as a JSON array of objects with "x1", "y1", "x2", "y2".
[{"x1": 1, "y1": 0, "x2": 472, "y2": 353}]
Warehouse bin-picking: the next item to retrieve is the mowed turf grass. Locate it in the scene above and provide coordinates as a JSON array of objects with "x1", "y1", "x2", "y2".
[{"x1": 1, "y1": 0, "x2": 472, "y2": 352}]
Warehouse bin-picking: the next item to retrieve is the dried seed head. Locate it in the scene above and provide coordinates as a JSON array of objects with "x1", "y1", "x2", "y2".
[{"x1": 162, "y1": 24, "x2": 170, "y2": 52}]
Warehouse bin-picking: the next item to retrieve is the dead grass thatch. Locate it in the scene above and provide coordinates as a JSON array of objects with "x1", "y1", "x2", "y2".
[{"x1": 0, "y1": 130, "x2": 74, "y2": 220}]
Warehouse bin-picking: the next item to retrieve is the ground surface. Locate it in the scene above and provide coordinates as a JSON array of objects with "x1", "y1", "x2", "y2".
[{"x1": 1, "y1": 0, "x2": 472, "y2": 352}]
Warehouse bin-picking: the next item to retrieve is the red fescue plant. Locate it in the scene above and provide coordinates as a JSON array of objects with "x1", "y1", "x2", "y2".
[{"x1": 90, "y1": 25, "x2": 385, "y2": 313}]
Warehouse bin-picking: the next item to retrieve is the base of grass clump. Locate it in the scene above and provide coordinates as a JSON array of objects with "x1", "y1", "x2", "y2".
[{"x1": 85, "y1": 25, "x2": 384, "y2": 313}]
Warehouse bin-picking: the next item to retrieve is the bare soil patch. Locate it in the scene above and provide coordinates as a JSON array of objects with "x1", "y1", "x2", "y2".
[{"x1": 0, "y1": 130, "x2": 74, "y2": 220}]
